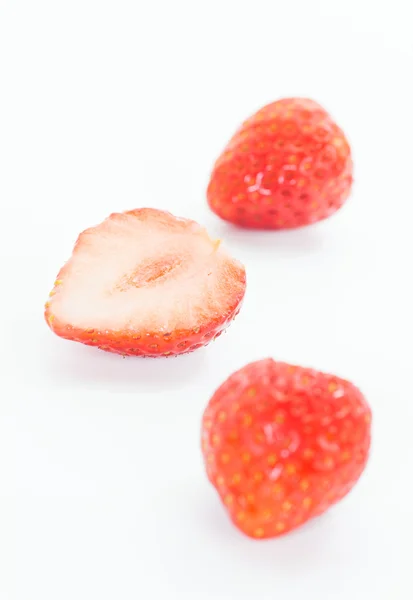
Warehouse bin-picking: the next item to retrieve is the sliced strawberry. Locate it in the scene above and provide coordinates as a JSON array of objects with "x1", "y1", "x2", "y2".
[{"x1": 45, "y1": 208, "x2": 246, "y2": 357}]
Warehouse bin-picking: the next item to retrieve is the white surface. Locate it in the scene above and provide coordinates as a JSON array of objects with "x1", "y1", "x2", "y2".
[{"x1": 1, "y1": 1, "x2": 412, "y2": 598}]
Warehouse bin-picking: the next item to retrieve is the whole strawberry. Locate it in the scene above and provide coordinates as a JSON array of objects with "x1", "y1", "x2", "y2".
[
  {"x1": 201, "y1": 359, "x2": 371, "y2": 539},
  {"x1": 45, "y1": 208, "x2": 246, "y2": 357},
  {"x1": 207, "y1": 98, "x2": 353, "y2": 229}
]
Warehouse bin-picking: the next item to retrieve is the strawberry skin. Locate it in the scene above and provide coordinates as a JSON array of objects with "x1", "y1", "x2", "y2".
[
  {"x1": 202, "y1": 359, "x2": 371, "y2": 539},
  {"x1": 207, "y1": 98, "x2": 353, "y2": 229},
  {"x1": 45, "y1": 208, "x2": 246, "y2": 357}
]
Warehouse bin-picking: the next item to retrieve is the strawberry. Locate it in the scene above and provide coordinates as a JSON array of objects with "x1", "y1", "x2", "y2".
[
  {"x1": 45, "y1": 208, "x2": 246, "y2": 357},
  {"x1": 201, "y1": 359, "x2": 371, "y2": 539},
  {"x1": 207, "y1": 98, "x2": 353, "y2": 229}
]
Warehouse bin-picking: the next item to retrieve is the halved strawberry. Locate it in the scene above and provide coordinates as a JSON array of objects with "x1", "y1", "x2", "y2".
[{"x1": 45, "y1": 208, "x2": 246, "y2": 357}]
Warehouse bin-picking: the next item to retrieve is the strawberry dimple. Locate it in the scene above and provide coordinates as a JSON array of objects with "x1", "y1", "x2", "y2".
[
  {"x1": 45, "y1": 208, "x2": 246, "y2": 357},
  {"x1": 207, "y1": 98, "x2": 353, "y2": 229},
  {"x1": 201, "y1": 359, "x2": 371, "y2": 539}
]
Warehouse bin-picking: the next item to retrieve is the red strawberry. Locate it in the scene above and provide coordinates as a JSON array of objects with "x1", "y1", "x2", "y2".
[
  {"x1": 45, "y1": 208, "x2": 246, "y2": 357},
  {"x1": 201, "y1": 359, "x2": 371, "y2": 539},
  {"x1": 207, "y1": 98, "x2": 353, "y2": 229}
]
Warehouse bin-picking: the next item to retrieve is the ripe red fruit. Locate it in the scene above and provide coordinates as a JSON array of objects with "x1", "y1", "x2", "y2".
[
  {"x1": 207, "y1": 98, "x2": 353, "y2": 229},
  {"x1": 45, "y1": 208, "x2": 246, "y2": 357},
  {"x1": 201, "y1": 359, "x2": 371, "y2": 539}
]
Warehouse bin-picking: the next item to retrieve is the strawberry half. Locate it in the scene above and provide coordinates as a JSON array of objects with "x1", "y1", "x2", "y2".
[
  {"x1": 202, "y1": 359, "x2": 371, "y2": 539},
  {"x1": 45, "y1": 208, "x2": 246, "y2": 357},
  {"x1": 207, "y1": 98, "x2": 353, "y2": 229}
]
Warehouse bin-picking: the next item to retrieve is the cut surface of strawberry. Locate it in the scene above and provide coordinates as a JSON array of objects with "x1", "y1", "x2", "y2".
[
  {"x1": 202, "y1": 359, "x2": 371, "y2": 539},
  {"x1": 45, "y1": 208, "x2": 246, "y2": 357}
]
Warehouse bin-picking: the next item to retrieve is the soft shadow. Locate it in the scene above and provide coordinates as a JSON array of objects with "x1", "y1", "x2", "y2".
[
  {"x1": 195, "y1": 490, "x2": 336, "y2": 574},
  {"x1": 45, "y1": 339, "x2": 208, "y2": 392},
  {"x1": 210, "y1": 219, "x2": 329, "y2": 260},
  {"x1": 151, "y1": 480, "x2": 337, "y2": 578}
]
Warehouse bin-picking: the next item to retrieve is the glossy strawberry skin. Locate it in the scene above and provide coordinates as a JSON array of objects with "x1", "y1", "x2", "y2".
[
  {"x1": 45, "y1": 305, "x2": 243, "y2": 357},
  {"x1": 201, "y1": 359, "x2": 371, "y2": 539},
  {"x1": 207, "y1": 98, "x2": 353, "y2": 229}
]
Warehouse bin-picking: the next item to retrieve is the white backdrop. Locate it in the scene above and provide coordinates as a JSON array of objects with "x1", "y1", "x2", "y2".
[{"x1": 1, "y1": 1, "x2": 412, "y2": 598}]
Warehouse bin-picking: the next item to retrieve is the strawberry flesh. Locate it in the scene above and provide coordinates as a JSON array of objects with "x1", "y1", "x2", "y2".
[{"x1": 45, "y1": 208, "x2": 246, "y2": 357}]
